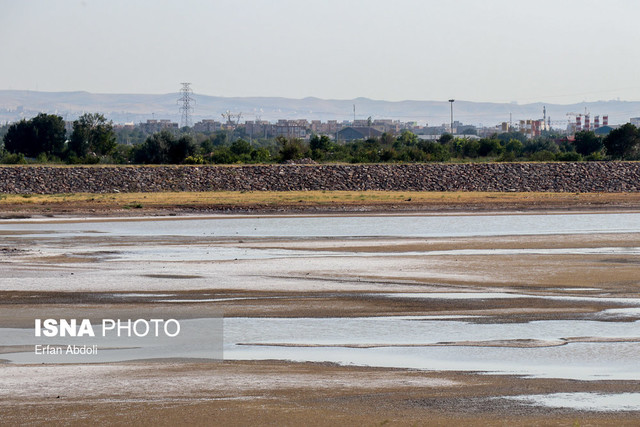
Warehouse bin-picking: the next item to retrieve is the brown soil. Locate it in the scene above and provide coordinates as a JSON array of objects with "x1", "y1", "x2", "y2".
[
  {"x1": 2, "y1": 191, "x2": 640, "y2": 217},
  {"x1": 1, "y1": 361, "x2": 639, "y2": 426}
]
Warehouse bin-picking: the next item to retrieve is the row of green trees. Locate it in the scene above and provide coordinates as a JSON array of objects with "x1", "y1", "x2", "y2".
[
  {"x1": 2, "y1": 113, "x2": 640, "y2": 164},
  {"x1": 126, "y1": 126, "x2": 640, "y2": 164},
  {"x1": 1, "y1": 113, "x2": 116, "y2": 163},
  {"x1": 275, "y1": 127, "x2": 639, "y2": 163}
]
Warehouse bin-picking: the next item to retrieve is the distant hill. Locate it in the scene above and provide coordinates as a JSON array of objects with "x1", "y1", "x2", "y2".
[{"x1": 1, "y1": 90, "x2": 639, "y2": 128}]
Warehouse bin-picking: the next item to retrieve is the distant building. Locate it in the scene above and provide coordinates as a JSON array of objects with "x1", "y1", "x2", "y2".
[
  {"x1": 416, "y1": 125, "x2": 447, "y2": 136},
  {"x1": 519, "y1": 119, "x2": 546, "y2": 139},
  {"x1": 310, "y1": 120, "x2": 341, "y2": 135},
  {"x1": 594, "y1": 125, "x2": 618, "y2": 136},
  {"x1": 193, "y1": 120, "x2": 222, "y2": 133},
  {"x1": 244, "y1": 120, "x2": 271, "y2": 138},
  {"x1": 337, "y1": 127, "x2": 383, "y2": 141},
  {"x1": 457, "y1": 124, "x2": 478, "y2": 135},
  {"x1": 139, "y1": 119, "x2": 178, "y2": 133},
  {"x1": 417, "y1": 134, "x2": 440, "y2": 141},
  {"x1": 352, "y1": 119, "x2": 402, "y2": 133},
  {"x1": 114, "y1": 122, "x2": 135, "y2": 130},
  {"x1": 373, "y1": 119, "x2": 404, "y2": 133},
  {"x1": 273, "y1": 120, "x2": 308, "y2": 139},
  {"x1": 449, "y1": 120, "x2": 465, "y2": 134}
]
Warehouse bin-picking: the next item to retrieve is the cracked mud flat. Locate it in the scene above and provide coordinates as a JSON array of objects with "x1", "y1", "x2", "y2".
[{"x1": 0, "y1": 212, "x2": 639, "y2": 425}]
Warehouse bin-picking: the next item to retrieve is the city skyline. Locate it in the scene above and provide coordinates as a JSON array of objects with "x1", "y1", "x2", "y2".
[
  {"x1": 2, "y1": 0, "x2": 640, "y2": 105},
  {"x1": 4, "y1": 89, "x2": 640, "y2": 127}
]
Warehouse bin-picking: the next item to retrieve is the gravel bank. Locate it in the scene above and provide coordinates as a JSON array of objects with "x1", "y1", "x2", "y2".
[{"x1": 1, "y1": 162, "x2": 640, "y2": 194}]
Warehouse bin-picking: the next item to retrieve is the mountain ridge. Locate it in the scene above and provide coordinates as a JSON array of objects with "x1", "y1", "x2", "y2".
[{"x1": 1, "y1": 90, "x2": 639, "y2": 127}]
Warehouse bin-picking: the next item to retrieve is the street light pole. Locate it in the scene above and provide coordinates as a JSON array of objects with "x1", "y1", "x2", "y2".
[{"x1": 448, "y1": 99, "x2": 455, "y2": 134}]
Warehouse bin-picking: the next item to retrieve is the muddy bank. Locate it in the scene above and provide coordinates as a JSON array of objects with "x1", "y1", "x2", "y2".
[
  {"x1": 2, "y1": 214, "x2": 639, "y2": 424},
  {"x1": 5, "y1": 193, "x2": 640, "y2": 217},
  {"x1": 2, "y1": 162, "x2": 640, "y2": 194},
  {"x1": 1, "y1": 361, "x2": 639, "y2": 426}
]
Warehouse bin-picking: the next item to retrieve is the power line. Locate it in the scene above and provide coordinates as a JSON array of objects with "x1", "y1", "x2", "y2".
[{"x1": 177, "y1": 83, "x2": 195, "y2": 128}]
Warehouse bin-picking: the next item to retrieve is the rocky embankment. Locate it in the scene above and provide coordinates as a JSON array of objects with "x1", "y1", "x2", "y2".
[{"x1": 1, "y1": 163, "x2": 639, "y2": 194}]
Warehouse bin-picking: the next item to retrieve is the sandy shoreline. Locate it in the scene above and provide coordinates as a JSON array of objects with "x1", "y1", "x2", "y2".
[{"x1": 3, "y1": 190, "x2": 640, "y2": 218}]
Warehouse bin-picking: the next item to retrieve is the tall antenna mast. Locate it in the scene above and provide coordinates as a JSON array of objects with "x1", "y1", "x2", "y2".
[{"x1": 178, "y1": 82, "x2": 195, "y2": 128}]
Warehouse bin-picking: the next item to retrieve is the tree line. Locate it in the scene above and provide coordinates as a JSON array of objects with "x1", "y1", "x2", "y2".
[
  {"x1": 2, "y1": 113, "x2": 640, "y2": 165},
  {"x1": 1, "y1": 113, "x2": 117, "y2": 164}
]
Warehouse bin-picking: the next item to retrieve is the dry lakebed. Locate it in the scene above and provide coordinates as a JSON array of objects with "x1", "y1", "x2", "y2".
[{"x1": 0, "y1": 206, "x2": 639, "y2": 426}]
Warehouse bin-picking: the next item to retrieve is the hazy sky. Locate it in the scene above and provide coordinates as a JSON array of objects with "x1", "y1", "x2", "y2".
[{"x1": 2, "y1": 0, "x2": 640, "y2": 104}]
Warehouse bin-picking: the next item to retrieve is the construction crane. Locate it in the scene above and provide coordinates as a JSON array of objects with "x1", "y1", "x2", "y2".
[
  {"x1": 566, "y1": 112, "x2": 583, "y2": 124},
  {"x1": 567, "y1": 107, "x2": 592, "y2": 124},
  {"x1": 221, "y1": 110, "x2": 243, "y2": 127}
]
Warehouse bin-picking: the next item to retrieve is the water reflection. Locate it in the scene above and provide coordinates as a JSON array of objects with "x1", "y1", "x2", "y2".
[
  {"x1": 504, "y1": 392, "x2": 640, "y2": 411},
  {"x1": 223, "y1": 317, "x2": 640, "y2": 381},
  {"x1": 3, "y1": 212, "x2": 640, "y2": 238}
]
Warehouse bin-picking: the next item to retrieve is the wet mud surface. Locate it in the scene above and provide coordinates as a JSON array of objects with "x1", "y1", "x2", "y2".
[{"x1": 0, "y1": 213, "x2": 639, "y2": 425}]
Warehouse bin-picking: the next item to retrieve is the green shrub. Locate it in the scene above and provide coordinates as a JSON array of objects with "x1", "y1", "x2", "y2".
[
  {"x1": 555, "y1": 151, "x2": 582, "y2": 161},
  {"x1": 230, "y1": 139, "x2": 252, "y2": 156},
  {"x1": 505, "y1": 139, "x2": 524, "y2": 155},
  {"x1": 250, "y1": 147, "x2": 271, "y2": 163},
  {"x1": 210, "y1": 147, "x2": 236, "y2": 164},
  {"x1": 478, "y1": 138, "x2": 503, "y2": 157},
  {"x1": 1, "y1": 152, "x2": 27, "y2": 164},
  {"x1": 418, "y1": 141, "x2": 450, "y2": 162},
  {"x1": 82, "y1": 154, "x2": 101, "y2": 164},
  {"x1": 584, "y1": 152, "x2": 605, "y2": 161},
  {"x1": 462, "y1": 139, "x2": 480, "y2": 158},
  {"x1": 184, "y1": 155, "x2": 205, "y2": 165},
  {"x1": 379, "y1": 148, "x2": 397, "y2": 162},
  {"x1": 529, "y1": 150, "x2": 556, "y2": 161},
  {"x1": 278, "y1": 137, "x2": 309, "y2": 162},
  {"x1": 497, "y1": 151, "x2": 517, "y2": 162}
]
